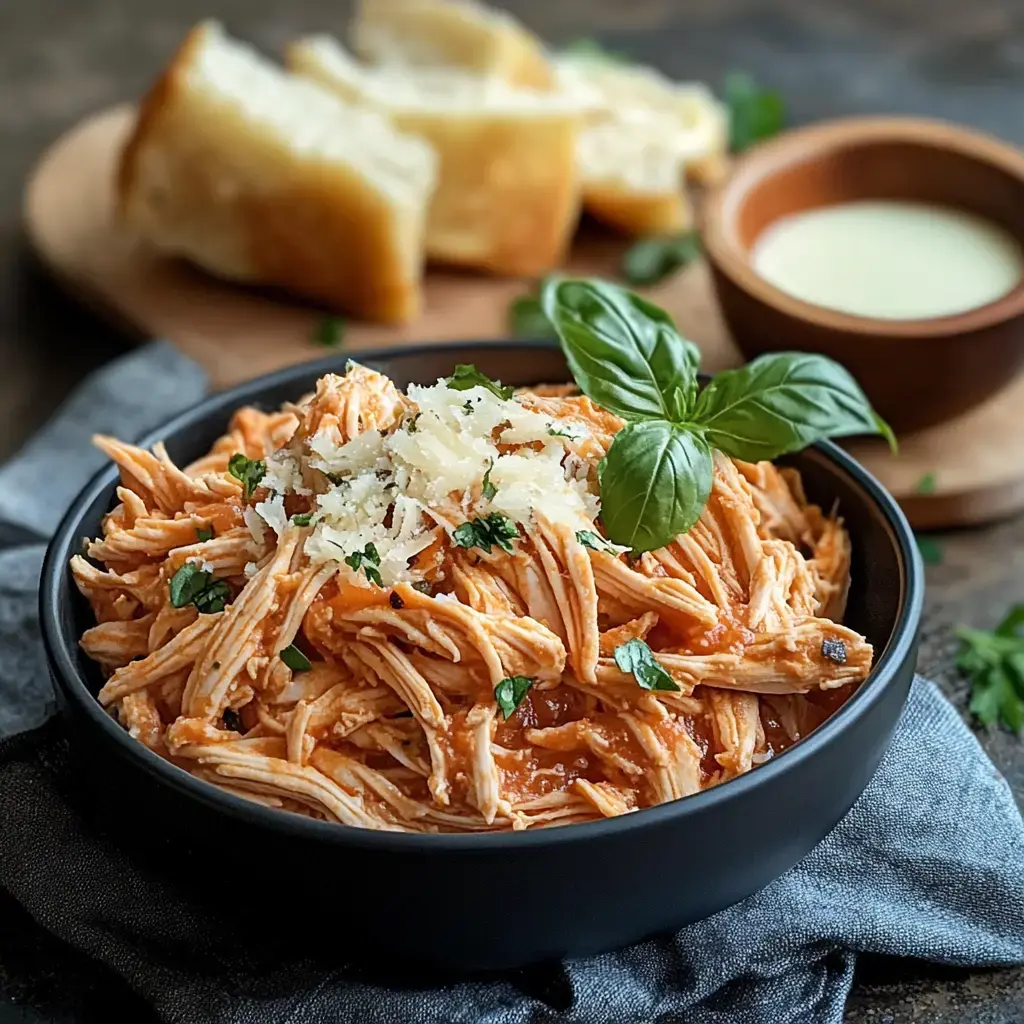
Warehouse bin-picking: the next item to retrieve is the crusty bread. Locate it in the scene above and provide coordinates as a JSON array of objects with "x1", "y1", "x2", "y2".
[
  {"x1": 289, "y1": 35, "x2": 581, "y2": 275},
  {"x1": 558, "y1": 54, "x2": 730, "y2": 190},
  {"x1": 352, "y1": 0, "x2": 554, "y2": 90},
  {"x1": 119, "y1": 21, "x2": 437, "y2": 324}
]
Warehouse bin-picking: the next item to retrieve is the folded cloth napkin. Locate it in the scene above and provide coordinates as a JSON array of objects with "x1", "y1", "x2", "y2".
[{"x1": 1, "y1": 342, "x2": 1023, "y2": 1024}]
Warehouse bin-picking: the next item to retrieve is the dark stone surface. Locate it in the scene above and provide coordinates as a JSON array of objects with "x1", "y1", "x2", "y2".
[{"x1": 1, "y1": 1, "x2": 1023, "y2": 1021}]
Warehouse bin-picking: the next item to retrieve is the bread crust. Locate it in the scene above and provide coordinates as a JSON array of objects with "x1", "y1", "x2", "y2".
[{"x1": 583, "y1": 184, "x2": 692, "y2": 238}]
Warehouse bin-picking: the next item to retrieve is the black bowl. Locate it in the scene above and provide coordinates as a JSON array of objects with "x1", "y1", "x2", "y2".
[{"x1": 40, "y1": 341, "x2": 923, "y2": 971}]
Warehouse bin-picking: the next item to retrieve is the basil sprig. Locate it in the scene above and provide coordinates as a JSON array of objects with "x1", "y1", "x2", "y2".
[
  {"x1": 541, "y1": 277, "x2": 895, "y2": 552},
  {"x1": 228, "y1": 454, "x2": 266, "y2": 501},
  {"x1": 169, "y1": 563, "x2": 231, "y2": 614},
  {"x1": 494, "y1": 675, "x2": 533, "y2": 719},
  {"x1": 444, "y1": 364, "x2": 515, "y2": 401},
  {"x1": 613, "y1": 638, "x2": 680, "y2": 692}
]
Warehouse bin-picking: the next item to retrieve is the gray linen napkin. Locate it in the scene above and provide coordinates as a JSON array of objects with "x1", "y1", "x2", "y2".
[{"x1": 1, "y1": 341, "x2": 1022, "y2": 1024}]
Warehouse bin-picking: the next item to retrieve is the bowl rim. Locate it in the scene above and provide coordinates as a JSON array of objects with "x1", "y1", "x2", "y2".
[
  {"x1": 701, "y1": 115, "x2": 1024, "y2": 337},
  {"x1": 40, "y1": 339, "x2": 925, "y2": 852}
]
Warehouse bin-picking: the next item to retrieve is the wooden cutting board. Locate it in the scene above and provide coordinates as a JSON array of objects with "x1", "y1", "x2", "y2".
[{"x1": 24, "y1": 103, "x2": 1024, "y2": 531}]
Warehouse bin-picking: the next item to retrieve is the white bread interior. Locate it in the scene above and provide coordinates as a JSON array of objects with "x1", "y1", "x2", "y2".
[
  {"x1": 352, "y1": 0, "x2": 554, "y2": 90},
  {"x1": 289, "y1": 35, "x2": 582, "y2": 275},
  {"x1": 119, "y1": 21, "x2": 437, "y2": 324}
]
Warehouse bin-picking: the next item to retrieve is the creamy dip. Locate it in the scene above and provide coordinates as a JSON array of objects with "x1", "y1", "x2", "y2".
[{"x1": 751, "y1": 200, "x2": 1024, "y2": 319}]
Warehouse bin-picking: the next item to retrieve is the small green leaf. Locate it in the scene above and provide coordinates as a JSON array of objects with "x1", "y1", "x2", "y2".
[
  {"x1": 995, "y1": 604, "x2": 1024, "y2": 638},
  {"x1": 312, "y1": 316, "x2": 346, "y2": 348},
  {"x1": 444, "y1": 364, "x2": 515, "y2": 401},
  {"x1": 228, "y1": 454, "x2": 267, "y2": 501},
  {"x1": 598, "y1": 421, "x2": 713, "y2": 552},
  {"x1": 621, "y1": 232, "x2": 701, "y2": 287},
  {"x1": 344, "y1": 543, "x2": 383, "y2": 587},
  {"x1": 508, "y1": 295, "x2": 556, "y2": 339},
  {"x1": 452, "y1": 513, "x2": 519, "y2": 555},
  {"x1": 916, "y1": 535, "x2": 943, "y2": 566},
  {"x1": 280, "y1": 644, "x2": 312, "y2": 672},
  {"x1": 193, "y1": 580, "x2": 231, "y2": 614},
  {"x1": 494, "y1": 675, "x2": 534, "y2": 719},
  {"x1": 196, "y1": 527, "x2": 213, "y2": 542},
  {"x1": 724, "y1": 71, "x2": 785, "y2": 153},
  {"x1": 576, "y1": 529, "x2": 615, "y2": 553},
  {"x1": 613, "y1": 638, "x2": 680, "y2": 692},
  {"x1": 915, "y1": 472, "x2": 936, "y2": 496},
  {"x1": 693, "y1": 352, "x2": 896, "y2": 462},
  {"x1": 541, "y1": 277, "x2": 701, "y2": 423},
  {"x1": 481, "y1": 461, "x2": 497, "y2": 501},
  {"x1": 291, "y1": 513, "x2": 313, "y2": 527},
  {"x1": 169, "y1": 563, "x2": 230, "y2": 613},
  {"x1": 957, "y1": 614, "x2": 1024, "y2": 733}
]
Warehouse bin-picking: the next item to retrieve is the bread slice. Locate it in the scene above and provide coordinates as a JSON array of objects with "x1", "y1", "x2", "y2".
[
  {"x1": 557, "y1": 54, "x2": 730, "y2": 188},
  {"x1": 578, "y1": 117, "x2": 692, "y2": 237},
  {"x1": 289, "y1": 35, "x2": 581, "y2": 276},
  {"x1": 352, "y1": 0, "x2": 553, "y2": 90},
  {"x1": 119, "y1": 21, "x2": 437, "y2": 324}
]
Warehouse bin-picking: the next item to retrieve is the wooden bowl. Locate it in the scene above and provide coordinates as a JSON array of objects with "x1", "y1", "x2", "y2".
[{"x1": 700, "y1": 117, "x2": 1024, "y2": 434}]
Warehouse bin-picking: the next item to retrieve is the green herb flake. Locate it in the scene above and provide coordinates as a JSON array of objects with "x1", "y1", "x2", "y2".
[
  {"x1": 291, "y1": 512, "x2": 313, "y2": 527},
  {"x1": 280, "y1": 644, "x2": 312, "y2": 672},
  {"x1": 955, "y1": 606, "x2": 1024, "y2": 732},
  {"x1": 196, "y1": 526, "x2": 214, "y2": 542},
  {"x1": 916, "y1": 472, "x2": 937, "y2": 496},
  {"x1": 494, "y1": 675, "x2": 534, "y2": 719},
  {"x1": 916, "y1": 535, "x2": 943, "y2": 566},
  {"x1": 228, "y1": 453, "x2": 267, "y2": 501},
  {"x1": 576, "y1": 529, "x2": 616, "y2": 552},
  {"x1": 508, "y1": 294, "x2": 557, "y2": 339},
  {"x1": 481, "y1": 460, "x2": 497, "y2": 501},
  {"x1": 344, "y1": 543, "x2": 383, "y2": 587},
  {"x1": 613, "y1": 638, "x2": 681, "y2": 692},
  {"x1": 169, "y1": 563, "x2": 231, "y2": 614},
  {"x1": 311, "y1": 316, "x2": 346, "y2": 348},
  {"x1": 406, "y1": 413, "x2": 421, "y2": 434},
  {"x1": 452, "y1": 513, "x2": 519, "y2": 554},
  {"x1": 621, "y1": 232, "x2": 701, "y2": 287},
  {"x1": 444, "y1": 364, "x2": 516, "y2": 401},
  {"x1": 724, "y1": 71, "x2": 786, "y2": 153}
]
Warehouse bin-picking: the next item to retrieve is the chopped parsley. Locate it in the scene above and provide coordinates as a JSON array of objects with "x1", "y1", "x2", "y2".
[
  {"x1": 345, "y1": 542, "x2": 383, "y2": 587},
  {"x1": 169, "y1": 563, "x2": 231, "y2": 614},
  {"x1": 576, "y1": 529, "x2": 616, "y2": 552},
  {"x1": 494, "y1": 675, "x2": 533, "y2": 719},
  {"x1": 452, "y1": 513, "x2": 519, "y2": 555},
  {"x1": 956, "y1": 606, "x2": 1024, "y2": 732},
  {"x1": 291, "y1": 512, "x2": 313, "y2": 527},
  {"x1": 196, "y1": 526, "x2": 213, "y2": 542},
  {"x1": 444, "y1": 364, "x2": 515, "y2": 401},
  {"x1": 613, "y1": 638, "x2": 680, "y2": 692},
  {"x1": 481, "y1": 460, "x2": 497, "y2": 501},
  {"x1": 228, "y1": 454, "x2": 266, "y2": 501},
  {"x1": 280, "y1": 644, "x2": 312, "y2": 672},
  {"x1": 311, "y1": 316, "x2": 345, "y2": 347}
]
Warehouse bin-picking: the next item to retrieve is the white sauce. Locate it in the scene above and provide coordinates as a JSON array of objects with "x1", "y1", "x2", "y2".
[{"x1": 751, "y1": 200, "x2": 1024, "y2": 320}]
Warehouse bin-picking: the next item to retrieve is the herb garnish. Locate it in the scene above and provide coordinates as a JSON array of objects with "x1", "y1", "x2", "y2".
[
  {"x1": 228, "y1": 454, "x2": 266, "y2": 501},
  {"x1": 481, "y1": 461, "x2": 497, "y2": 501},
  {"x1": 345, "y1": 543, "x2": 383, "y2": 586},
  {"x1": 196, "y1": 526, "x2": 213, "y2": 542},
  {"x1": 955, "y1": 607, "x2": 1024, "y2": 732},
  {"x1": 540, "y1": 277, "x2": 895, "y2": 551},
  {"x1": 613, "y1": 638, "x2": 680, "y2": 692},
  {"x1": 453, "y1": 513, "x2": 519, "y2": 554},
  {"x1": 494, "y1": 675, "x2": 533, "y2": 719},
  {"x1": 621, "y1": 232, "x2": 701, "y2": 286},
  {"x1": 917, "y1": 535, "x2": 943, "y2": 566},
  {"x1": 312, "y1": 316, "x2": 346, "y2": 347},
  {"x1": 169, "y1": 563, "x2": 231, "y2": 614},
  {"x1": 724, "y1": 71, "x2": 785, "y2": 153},
  {"x1": 916, "y1": 472, "x2": 937, "y2": 496},
  {"x1": 280, "y1": 644, "x2": 312, "y2": 672},
  {"x1": 576, "y1": 530, "x2": 619, "y2": 553},
  {"x1": 291, "y1": 512, "x2": 313, "y2": 527},
  {"x1": 444, "y1": 364, "x2": 515, "y2": 401},
  {"x1": 509, "y1": 294, "x2": 557, "y2": 339}
]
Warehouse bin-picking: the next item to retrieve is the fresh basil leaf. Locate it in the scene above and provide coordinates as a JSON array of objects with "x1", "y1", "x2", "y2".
[
  {"x1": 621, "y1": 232, "x2": 701, "y2": 286},
  {"x1": 541, "y1": 277, "x2": 700, "y2": 423},
  {"x1": 598, "y1": 421, "x2": 713, "y2": 552},
  {"x1": 576, "y1": 529, "x2": 614, "y2": 552},
  {"x1": 508, "y1": 295, "x2": 556, "y2": 339},
  {"x1": 344, "y1": 544, "x2": 383, "y2": 587},
  {"x1": 228, "y1": 453, "x2": 267, "y2": 500},
  {"x1": 196, "y1": 527, "x2": 213, "y2": 542},
  {"x1": 915, "y1": 472, "x2": 936, "y2": 496},
  {"x1": 956, "y1": 617, "x2": 1024, "y2": 733},
  {"x1": 916, "y1": 535, "x2": 942, "y2": 566},
  {"x1": 169, "y1": 563, "x2": 210, "y2": 608},
  {"x1": 193, "y1": 580, "x2": 231, "y2": 614},
  {"x1": 724, "y1": 71, "x2": 785, "y2": 153},
  {"x1": 494, "y1": 675, "x2": 533, "y2": 719},
  {"x1": 995, "y1": 604, "x2": 1024, "y2": 638},
  {"x1": 445, "y1": 364, "x2": 515, "y2": 401},
  {"x1": 481, "y1": 461, "x2": 497, "y2": 501},
  {"x1": 280, "y1": 644, "x2": 312, "y2": 672},
  {"x1": 291, "y1": 513, "x2": 313, "y2": 527},
  {"x1": 312, "y1": 316, "x2": 346, "y2": 348},
  {"x1": 693, "y1": 353, "x2": 896, "y2": 462},
  {"x1": 363, "y1": 543, "x2": 381, "y2": 566},
  {"x1": 613, "y1": 638, "x2": 680, "y2": 692}
]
